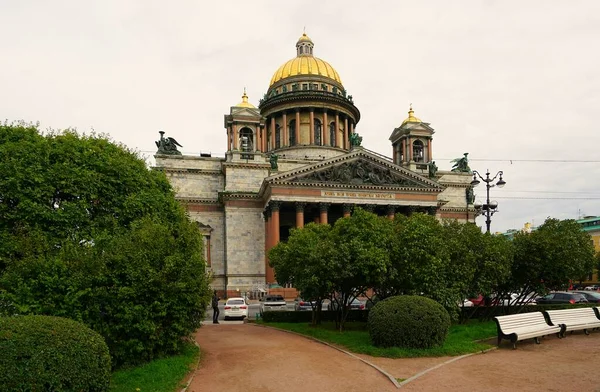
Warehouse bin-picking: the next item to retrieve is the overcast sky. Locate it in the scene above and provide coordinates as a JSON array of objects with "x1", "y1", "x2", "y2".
[{"x1": 2, "y1": 0, "x2": 599, "y2": 233}]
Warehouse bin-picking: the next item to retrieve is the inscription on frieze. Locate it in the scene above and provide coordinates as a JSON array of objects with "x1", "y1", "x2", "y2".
[{"x1": 322, "y1": 191, "x2": 395, "y2": 199}]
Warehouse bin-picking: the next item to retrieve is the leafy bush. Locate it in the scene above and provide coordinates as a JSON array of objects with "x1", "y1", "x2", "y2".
[
  {"x1": 368, "y1": 295, "x2": 450, "y2": 348},
  {"x1": 0, "y1": 315, "x2": 111, "y2": 392}
]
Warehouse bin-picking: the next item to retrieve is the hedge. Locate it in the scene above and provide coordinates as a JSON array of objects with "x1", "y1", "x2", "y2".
[
  {"x1": 261, "y1": 309, "x2": 370, "y2": 323},
  {"x1": 461, "y1": 303, "x2": 600, "y2": 320},
  {"x1": 0, "y1": 315, "x2": 111, "y2": 392}
]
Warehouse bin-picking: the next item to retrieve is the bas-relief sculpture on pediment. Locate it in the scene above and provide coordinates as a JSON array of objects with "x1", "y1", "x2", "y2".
[{"x1": 290, "y1": 160, "x2": 427, "y2": 187}]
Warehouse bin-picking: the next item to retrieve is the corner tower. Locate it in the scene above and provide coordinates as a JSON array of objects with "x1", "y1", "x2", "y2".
[
  {"x1": 389, "y1": 105, "x2": 435, "y2": 171},
  {"x1": 259, "y1": 33, "x2": 361, "y2": 160}
]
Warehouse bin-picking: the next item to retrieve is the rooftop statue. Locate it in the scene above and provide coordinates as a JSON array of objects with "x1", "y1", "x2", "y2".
[
  {"x1": 155, "y1": 131, "x2": 183, "y2": 155},
  {"x1": 428, "y1": 161, "x2": 438, "y2": 179},
  {"x1": 349, "y1": 132, "x2": 363, "y2": 147},
  {"x1": 451, "y1": 153, "x2": 471, "y2": 173},
  {"x1": 269, "y1": 153, "x2": 279, "y2": 170}
]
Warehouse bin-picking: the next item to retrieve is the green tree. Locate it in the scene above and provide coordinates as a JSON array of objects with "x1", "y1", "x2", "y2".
[
  {"x1": 508, "y1": 218, "x2": 595, "y2": 300},
  {"x1": 328, "y1": 208, "x2": 394, "y2": 331},
  {"x1": 0, "y1": 123, "x2": 211, "y2": 368},
  {"x1": 269, "y1": 223, "x2": 334, "y2": 325}
]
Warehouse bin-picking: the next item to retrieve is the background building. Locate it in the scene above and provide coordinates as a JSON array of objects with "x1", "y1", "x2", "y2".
[{"x1": 154, "y1": 34, "x2": 474, "y2": 295}]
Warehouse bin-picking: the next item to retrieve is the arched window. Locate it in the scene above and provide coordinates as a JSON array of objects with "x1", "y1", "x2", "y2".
[
  {"x1": 275, "y1": 124, "x2": 281, "y2": 149},
  {"x1": 329, "y1": 122, "x2": 336, "y2": 147},
  {"x1": 239, "y1": 127, "x2": 253, "y2": 153},
  {"x1": 314, "y1": 119, "x2": 322, "y2": 145},
  {"x1": 399, "y1": 143, "x2": 404, "y2": 164},
  {"x1": 413, "y1": 140, "x2": 424, "y2": 162},
  {"x1": 289, "y1": 119, "x2": 296, "y2": 146}
]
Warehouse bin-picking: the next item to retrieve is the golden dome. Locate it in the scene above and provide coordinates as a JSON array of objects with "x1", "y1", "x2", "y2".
[
  {"x1": 235, "y1": 88, "x2": 255, "y2": 108},
  {"x1": 269, "y1": 33, "x2": 342, "y2": 87},
  {"x1": 401, "y1": 104, "x2": 422, "y2": 125}
]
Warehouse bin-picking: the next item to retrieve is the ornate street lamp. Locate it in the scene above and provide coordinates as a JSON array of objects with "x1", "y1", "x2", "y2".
[{"x1": 471, "y1": 170, "x2": 506, "y2": 233}]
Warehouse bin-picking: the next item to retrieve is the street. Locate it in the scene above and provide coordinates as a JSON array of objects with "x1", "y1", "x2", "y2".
[{"x1": 203, "y1": 301, "x2": 295, "y2": 324}]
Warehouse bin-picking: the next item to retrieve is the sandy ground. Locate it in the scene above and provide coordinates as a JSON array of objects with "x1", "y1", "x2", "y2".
[{"x1": 189, "y1": 324, "x2": 600, "y2": 392}]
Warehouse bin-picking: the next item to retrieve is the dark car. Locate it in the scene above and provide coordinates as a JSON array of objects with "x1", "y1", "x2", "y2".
[
  {"x1": 328, "y1": 297, "x2": 365, "y2": 311},
  {"x1": 572, "y1": 291, "x2": 600, "y2": 303},
  {"x1": 536, "y1": 292, "x2": 588, "y2": 305}
]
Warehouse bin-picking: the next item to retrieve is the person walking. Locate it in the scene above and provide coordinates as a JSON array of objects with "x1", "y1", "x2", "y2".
[{"x1": 212, "y1": 290, "x2": 220, "y2": 324}]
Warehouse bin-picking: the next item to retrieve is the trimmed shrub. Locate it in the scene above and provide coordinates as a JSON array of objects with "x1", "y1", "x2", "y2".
[
  {"x1": 262, "y1": 310, "x2": 370, "y2": 323},
  {"x1": 368, "y1": 295, "x2": 451, "y2": 349},
  {"x1": 0, "y1": 315, "x2": 111, "y2": 392}
]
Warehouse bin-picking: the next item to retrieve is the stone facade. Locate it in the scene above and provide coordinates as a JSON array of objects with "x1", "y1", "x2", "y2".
[{"x1": 153, "y1": 33, "x2": 475, "y2": 293}]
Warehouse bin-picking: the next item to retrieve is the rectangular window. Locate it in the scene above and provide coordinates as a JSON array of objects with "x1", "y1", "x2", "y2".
[{"x1": 302, "y1": 83, "x2": 308, "y2": 90}]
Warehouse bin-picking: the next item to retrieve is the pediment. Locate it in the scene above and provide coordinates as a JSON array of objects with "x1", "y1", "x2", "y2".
[
  {"x1": 230, "y1": 107, "x2": 261, "y2": 117},
  {"x1": 266, "y1": 148, "x2": 443, "y2": 191}
]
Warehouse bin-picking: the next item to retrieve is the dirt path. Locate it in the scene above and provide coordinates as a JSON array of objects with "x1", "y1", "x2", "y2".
[
  {"x1": 190, "y1": 324, "x2": 600, "y2": 392},
  {"x1": 188, "y1": 324, "x2": 397, "y2": 392}
]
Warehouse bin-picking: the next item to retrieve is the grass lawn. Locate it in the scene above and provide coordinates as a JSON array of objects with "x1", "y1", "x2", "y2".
[
  {"x1": 266, "y1": 321, "x2": 496, "y2": 358},
  {"x1": 110, "y1": 342, "x2": 200, "y2": 392}
]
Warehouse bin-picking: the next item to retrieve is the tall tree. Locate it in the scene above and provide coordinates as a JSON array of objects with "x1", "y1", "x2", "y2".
[
  {"x1": 0, "y1": 123, "x2": 211, "y2": 367},
  {"x1": 269, "y1": 223, "x2": 334, "y2": 325},
  {"x1": 328, "y1": 208, "x2": 394, "y2": 331}
]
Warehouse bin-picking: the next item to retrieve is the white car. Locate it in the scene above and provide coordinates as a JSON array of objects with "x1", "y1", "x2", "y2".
[
  {"x1": 260, "y1": 295, "x2": 287, "y2": 313},
  {"x1": 224, "y1": 297, "x2": 248, "y2": 320}
]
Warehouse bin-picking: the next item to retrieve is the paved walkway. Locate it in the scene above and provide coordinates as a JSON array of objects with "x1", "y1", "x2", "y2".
[{"x1": 188, "y1": 324, "x2": 600, "y2": 392}]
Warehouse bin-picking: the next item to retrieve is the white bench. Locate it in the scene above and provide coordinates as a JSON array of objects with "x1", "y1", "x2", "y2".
[
  {"x1": 543, "y1": 308, "x2": 600, "y2": 336},
  {"x1": 494, "y1": 312, "x2": 565, "y2": 349}
]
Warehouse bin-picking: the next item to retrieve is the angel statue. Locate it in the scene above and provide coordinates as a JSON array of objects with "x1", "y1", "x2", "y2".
[
  {"x1": 155, "y1": 131, "x2": 183, "y2": 155},
  {"x1": 349, "y1": 132, "x2": 363, "y2": 147},
  {"x1": 451, "y1": 153, "x2": 471, "y2": 173}
]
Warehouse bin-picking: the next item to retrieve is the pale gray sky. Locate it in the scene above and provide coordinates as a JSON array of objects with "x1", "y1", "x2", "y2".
[{"x1": 2, "y1": 0, "x2": 599, "y2": 233}]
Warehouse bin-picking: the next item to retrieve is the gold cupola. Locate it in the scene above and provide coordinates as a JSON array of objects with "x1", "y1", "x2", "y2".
[
  {"x1": 234, "y1": 88, "x2": 255, "y2": 108},
  {"x1": 268, "y1": 33, "x2": 343, "y2": 87},
  {"x1": 401, "y1": 104, "x2": 422, "y2": 125}
]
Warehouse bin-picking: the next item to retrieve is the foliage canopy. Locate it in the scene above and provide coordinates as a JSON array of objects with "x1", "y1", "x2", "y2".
[{"x1": 0, "y1": 123, "x2": 211, "y2": 367}]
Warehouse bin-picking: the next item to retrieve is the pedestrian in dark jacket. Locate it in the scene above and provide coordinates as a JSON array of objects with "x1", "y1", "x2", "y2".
[{"x1": 212, "y1": 290, "x2": 220, "y2": 324}]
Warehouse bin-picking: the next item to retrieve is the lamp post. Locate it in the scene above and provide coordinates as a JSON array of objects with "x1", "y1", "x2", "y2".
[{"x1": 470, "y1": 169, "x2": 506, "y2": 233}]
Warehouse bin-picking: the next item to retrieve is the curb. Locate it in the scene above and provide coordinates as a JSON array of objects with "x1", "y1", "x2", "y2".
[
  {"x1": 253, "y1": 324, "x2": 401, "y2": 389},
  {"x1": 397, "y1": 346, "x2": 497, "y2": 388},
  {"x1": 180, "y1": 338, "x2": 204, "y2": 392}
]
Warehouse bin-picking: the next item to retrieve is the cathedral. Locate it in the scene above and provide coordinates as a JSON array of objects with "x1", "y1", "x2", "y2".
[{"x1": 154, "y1": 33, "x2": 474, "y2": 294}]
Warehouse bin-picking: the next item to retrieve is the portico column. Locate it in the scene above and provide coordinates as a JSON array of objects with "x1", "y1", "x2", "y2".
[
  {"x1": 342, "y1": 203, "x2": 352, "y2": 218},
  {"x1": 295, "y1": 110, "x2": 300, "y2": 145},
  {"x1": 271, "y1": 201, "x2": 281, "y2": 245},
  {"x1": 344, "y1": 116, "x2": 349, "y2": 149},
  {"x1": 323, "y1": 110, "x2": 329, "y2": 146},
  {"x1": 386, "y1": 205, "x2": 395, "y2": 220},
  {"x1": 270, "y1": 117, "x2": 276, "y2": 151},
  {"x1": 319, "y1": 203, "x2": 330, "y2": 225},
  {"x1": 282, "y1": 112, "x2": 288, "y2": 147},
  {"x1": 309, "y1": 110, "x2": 315, "y2": 145},
  {"x1": 295, "y1": 202, "x2": 306, "y2": 228},
  {"x1": 233, "y1": 124, "x2": 238, "y2": 150}
]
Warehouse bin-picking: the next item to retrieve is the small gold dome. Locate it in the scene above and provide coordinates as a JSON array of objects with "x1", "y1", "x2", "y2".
[
  {"x1": 235, "y1": 89, "x2": 255, "y2": 108},
  {"x1": 401, "y1": 104, "x2": 422, "y2": 125},
  {"x1": 269, "y1": 33, "x2": 343, "y2": 87}
]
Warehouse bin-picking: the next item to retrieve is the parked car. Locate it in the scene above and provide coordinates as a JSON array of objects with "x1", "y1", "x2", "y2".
[
  {"x1": 294, "y1": 298, "x2": 316, "y2": 311},
  {"x1": 572, "y1": 291, "x2": 600, "y2": 303},
  {"x1": 328, "y1": 297, "x2": 365, "y2": 311},
  {"x1": 491, "y1": 292, "x2": 537, "y2": 306},
  {"x1": 223, "y1": 297, "x2": 248, "y2": 320},
  {"x1": 535, "y1": 292, "x2": 588, "y2": 305},
  {"x1": 260, "y1": 295, "x2": 287, "y2": 314},
  {"x1": 461, "y1": 299, "x2": 474, "y2": 307},
  {"x1": 584, "y1": 285, "x2": 600, "y2": 291},
  {"x1": 468, "y1": 295, "x2": 485, "y2": 306}
]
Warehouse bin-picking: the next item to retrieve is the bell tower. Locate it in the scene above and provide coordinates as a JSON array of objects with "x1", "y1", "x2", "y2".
[
  {"x1": 224, "y1": 89, "x2": 265, "y2": 156},
  {"x1": 389, "y1": 105, "x2": 435, "y2": 172}
]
